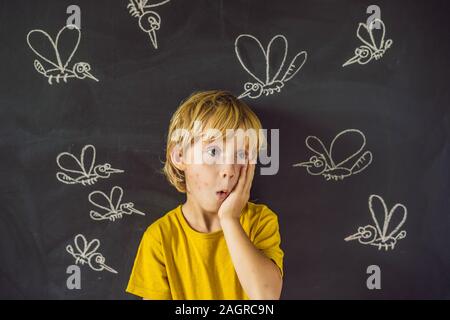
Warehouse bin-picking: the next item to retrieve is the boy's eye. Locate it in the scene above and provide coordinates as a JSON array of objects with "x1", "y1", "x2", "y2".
[
  {"x1": 237, "y1": 150, "x2": 247, "y2": 159},
  {"x1": 206, "y1": 147, "x2": 220, "y2": 157}
]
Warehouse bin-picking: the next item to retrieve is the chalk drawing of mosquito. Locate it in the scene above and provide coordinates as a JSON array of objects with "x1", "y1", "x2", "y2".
[
  {"x1": 66, "y1": 234, "x2": 117, "y2": 273},
  {"x1": 235, "y1": 34, "x2": 307, "y2": 99},
  {"x1": 89, "y1": 186, "x2": 146, "y2": 222},
  {"x1": 343, "y1": 18, "x2": 393, "y2": 67},
  {"x1": 293, "y1": 129, "x2": 372, "y2": 181},
  {"x1": 127, "y1": 0, "x2": 171, "y2": 49},
  {"x1": 56, "y1": 144, "x2": 123, "y2": 186},
  {"x1": 26, "y1": 25, "x2": 98, "y2": 84},
  {"x1": 345, "y1": 194, "x2": 407, "y2": 251}
]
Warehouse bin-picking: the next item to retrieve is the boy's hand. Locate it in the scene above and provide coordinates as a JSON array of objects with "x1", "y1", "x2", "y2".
[{"x1": 218, "y1": 161, "x2": 255, "y2": 222}]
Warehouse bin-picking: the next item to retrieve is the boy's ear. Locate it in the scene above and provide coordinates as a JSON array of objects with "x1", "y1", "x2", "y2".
[{"x1": 170, "y1": 146, "x2": 186, "y2": 171}]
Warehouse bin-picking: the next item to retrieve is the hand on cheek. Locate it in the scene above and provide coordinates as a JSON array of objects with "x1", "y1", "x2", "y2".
[{"x1": 218, "y1": 161, "x2": 255, "y2": 222}]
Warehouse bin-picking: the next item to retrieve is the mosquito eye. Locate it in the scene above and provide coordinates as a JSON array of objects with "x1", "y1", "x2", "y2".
[
  {"x1": 360, "y1": 49, "x2": 369, "y2": 58},
  {"x1": 95, "y1": 255, "x2": 105, "y2": 264},
  {"x1": 362, "y1": 232, "x2": 370, "y2": 239},
  {"x1": 244, "y1": 83, "x2": 253, "y2": 90}
]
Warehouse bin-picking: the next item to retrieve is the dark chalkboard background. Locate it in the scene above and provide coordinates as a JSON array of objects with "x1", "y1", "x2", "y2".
[{"x1": 0, "y1": 0, "x2": 449, "y2": 299}]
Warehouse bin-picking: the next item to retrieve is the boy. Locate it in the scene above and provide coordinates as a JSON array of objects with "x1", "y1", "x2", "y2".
[{"x1": 126, "y1": 90, "x2": 284, "y2": 299}]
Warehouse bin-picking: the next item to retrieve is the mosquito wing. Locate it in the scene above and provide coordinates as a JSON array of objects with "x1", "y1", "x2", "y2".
[
  {"x1": 142, "y1": 0, "x2": 171, "y2": 9},
  {"x1": 384, "y1": 202, "x2": 407, "y2": 240},
  {"x1": 305, "y1": 135, "x2": 333, "y2": 168},
  {"x1": 330, "y1": 129, "x2": 367, "y2": 169},
  {"x1": 73, "y1": 234, "x2": 100, "y2": 256},
  {"x1": 26, "y1": 29, "x2": 62, "y2": 70},
  {"x1": 55, "y1": 25, "x2": 81, "y2": 71},
  {"x1": 282, "y1": 51, "x2": 307, "y2": 82},
  {"x1": 356, "y1": 21, "x2": 378, "y2": 51},
  {"x1": 57, "y1": 150, "x2": 87, "y2": 180},
  {"x1": 366, "y1": 19, "x2": 390, "y2": 50},
  {"x1": 266, "y1": 35, "x2": 288, "y2": 84},
  {"x1": 110, "y1": 186, "x2": 124, "y2": 211},
  {"x1": 89, "y1": 190, "x2": 115, "y2": 212},
  {"x1": 368, "y1": 194, "x2": 389, "y2": 239},
  {"x1": 235, "y1": 34, "x2": 266, "y2": 85},
  {"x1": 80, "y1": 145, "x2": 96, "y2": 176}
]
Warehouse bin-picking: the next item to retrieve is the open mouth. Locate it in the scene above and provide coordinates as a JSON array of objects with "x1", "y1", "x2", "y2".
[{"x1": 216, "y1": 190, "x2": 229, "y2": 199}]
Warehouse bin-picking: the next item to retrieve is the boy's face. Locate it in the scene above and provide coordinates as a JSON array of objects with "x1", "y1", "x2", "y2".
[{"x1": 179, "y1": 132, "x2": 254, "y2": 213}]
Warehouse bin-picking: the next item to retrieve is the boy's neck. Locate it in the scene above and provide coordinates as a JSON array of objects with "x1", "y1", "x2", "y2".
[{"x1": 181, "y1": 199, "x2": 222, "y2": 234}]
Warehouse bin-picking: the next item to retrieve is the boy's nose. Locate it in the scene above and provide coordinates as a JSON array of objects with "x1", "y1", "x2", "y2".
[
  {"x1": 220, "y1": 165, "x2": 235, "y2": 179},
  {"x1": 222, "y1": 172, "x2": 234, "y2": 179}
]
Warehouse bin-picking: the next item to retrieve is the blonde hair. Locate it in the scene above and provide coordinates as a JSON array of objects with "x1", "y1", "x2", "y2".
[{"x1": 162, "y1": 90, "x2": 265, "y2": 193}]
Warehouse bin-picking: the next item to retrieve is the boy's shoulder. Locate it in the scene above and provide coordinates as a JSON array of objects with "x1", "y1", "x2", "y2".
[
  {"x1": 245, "y1": 201, "x2": 276, "y2": 216},
  {"x1": 243, "y1": 201, "x2": 279, "y2": 226},
  {"x1": 142, "y1": 205, "x2": 182, "y2": 239}
]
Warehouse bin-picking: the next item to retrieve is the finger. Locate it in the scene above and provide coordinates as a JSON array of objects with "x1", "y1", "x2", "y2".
[
  {"x1": 234, "y1": 161, "x2": 248, "y2": 192},
  {"x1": 248, "y1": 145, "x2": 258, "y2": 164},
  {"x1": 244, "y1": 163, "x2": 255, "y2": 192}
]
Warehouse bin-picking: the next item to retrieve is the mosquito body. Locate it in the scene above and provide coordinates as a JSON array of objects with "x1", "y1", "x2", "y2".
[
  {"x1": 27, "y1": 25, "x2": 98, "y2": 84},
  {"x1": 343, "y1": 18, "x2": 393, "y2": 67},
  {"x1": 345, "y1": 195, "x2": 407, "y2": 251},
  {"x1": 293, "y1": 129, "x2": 372, "y2": 181},
  {"x1": 235, "y1": 34, "x2": 307, "y2": 99},
  {"x1": 66, "y1": 234, "x2": 117, "y2": 273},
  {"x1": 127, "y1": 0, "x2": 171, "y2": 49},
  {"x1": 89, "y1": 186, "x2": 146, "y2": 222},
  {"x1": 56, "y1": 145, "x2": 123, "y2": 186}
]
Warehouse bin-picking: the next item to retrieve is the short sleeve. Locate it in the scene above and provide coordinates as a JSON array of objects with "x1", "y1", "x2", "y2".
[
  {"x1": 252, "y1": 206, "x2": 284, "y2": 278},
  {"x1": 126, "y1": 225, "x2": 172, "y2": 299}
]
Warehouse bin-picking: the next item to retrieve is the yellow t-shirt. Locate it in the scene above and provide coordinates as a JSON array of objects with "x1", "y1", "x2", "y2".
[{"x1": 126, "y1": 201, "x2": 284, "y2": 300}]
